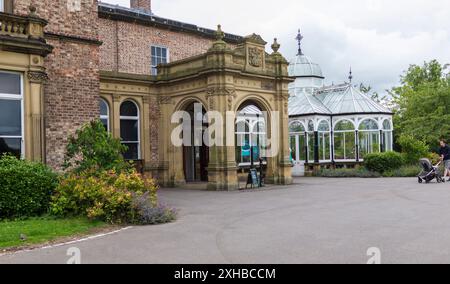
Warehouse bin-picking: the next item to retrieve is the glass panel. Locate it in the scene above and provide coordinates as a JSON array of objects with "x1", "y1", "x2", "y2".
[
  {"x1": 318, "y1": 121, "x2": 330, "y2": 132},
  {"x1": 319, "y1": 132, "x2": 331, "y2": 161},
  {"x1": 151, "y1": 67, "x2": 158, "y2": 76},
  {"x1": 298, "y1": 134, "x2": 306, "y2": 161},
  {"x1": 156, "y1": 47, "x2": 162, "y2": 57},
  {"x1": 290, "y1": 136, "x2": 297, "y2": 162},
  {"x1": 359, "y1": 119, "x2": 379, "y2": 131},
  {"x1": 383, "y1": 120, "x2": 392, "y2": 130},
  {"x1": 162, "y1": 48, "x2": 167, "y2": 59},
  {"x1": 236, "y1": 121, "x2": 249, "y2": 133},
  {"x1": 0, "y1": 72, "x2": 21, "y2": 95},
  {"x1": 308, "y1": 120, "x2": 314, "y2": 132},
  {"x1": 0, "y1": 138, "x2": 21, "y2": 158},
  {"x1": 334, "y1": 132, "x2": 356, "y2": 160},
  {"x1": 0, "y1": 99, "x2": 21, "y2": 136},
  {"x1": 253, "y1": 121, "x2": 266, "y2": 133},
  {"x1": 101, "y1": 118, "x2": 108, "y2": 131},
  {"x1": 122, "y1": 143, "x2": 139, "y2": 160},
  {"x1": 120, "y1": 119, "x2": 138, "y2": 141},
  {"x1": 99, "y1": 99, "x2": 108, "y2": 116},
  {"x1": 335, "y1": 120, "x2": 355, "y2": 131},
  {"x1": 120, "y1": 101, "x2": 138, "y2": 117},
  {"x1": 289, "y1": 121, "x2": 305, "y2": 133},
  {"x1": 307, "y1": 133, "x2": 315, "y2": 162},
  {"x1": 384, "y1": 131, "x2": 393, "y2": 151},
  {"x1": 359, "y1": 131, "x2": 380, "y2": 158}
]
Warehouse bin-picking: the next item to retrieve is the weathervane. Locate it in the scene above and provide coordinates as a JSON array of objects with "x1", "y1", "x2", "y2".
[{"x1": 296, "y1": 29, "x2": 304, "y2": 55}]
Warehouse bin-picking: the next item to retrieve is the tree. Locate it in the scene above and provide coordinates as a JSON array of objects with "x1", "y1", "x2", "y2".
[
  {"x1": 64, "y1": 120, "x2": 131, "y2": 173},
  {"x1": 392, "y1": 60, "x2": 450, "y2": 150}
]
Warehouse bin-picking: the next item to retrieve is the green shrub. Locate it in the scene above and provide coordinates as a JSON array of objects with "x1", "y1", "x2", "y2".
[
  {"x1": 383, "y1": 165, "x2": 421, "y2": 177},
  {"x1": 364, "y1": 151, "x2": 404, "y2": 173},
  {"x1": 398, "y1": 135, "x2": 429, "y2": 164},
  {"x1": 51, "y1": 170, "x2": 159, "y2": 224},
  {"x1": 315, "y1": 168, "x2": 381, "y2": 178},
  {"x1": 64, "y1": 120, "x2": 131, "y2": 173},
  {"x1": 0, "y1": 155, "x2": 58, "y2": 219}
]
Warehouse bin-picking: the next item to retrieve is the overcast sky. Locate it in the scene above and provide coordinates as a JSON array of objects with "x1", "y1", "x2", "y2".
[{"x1": 102, "y1": 0, "x2": 450, "y2": 95}]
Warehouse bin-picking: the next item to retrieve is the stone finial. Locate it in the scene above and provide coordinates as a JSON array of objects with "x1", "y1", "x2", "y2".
[
  {"x1": 215, "y1": 25, "x2": 225, "y2": 42},
  {"x1": 271, "y1": 38, "x2": 280, "y2": 53},
  {"x1": 29, "y1": 5, "x2": 37, "y2": 16}
]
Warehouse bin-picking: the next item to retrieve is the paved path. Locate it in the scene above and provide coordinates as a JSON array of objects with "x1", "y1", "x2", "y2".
[{"x1": 1, "y1": 178, "x2": 450, "y2": 264}]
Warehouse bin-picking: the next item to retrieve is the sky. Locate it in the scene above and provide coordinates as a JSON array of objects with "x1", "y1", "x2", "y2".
[{"x1": 101, "y1": 0, "x2": 450, "y2": 95}]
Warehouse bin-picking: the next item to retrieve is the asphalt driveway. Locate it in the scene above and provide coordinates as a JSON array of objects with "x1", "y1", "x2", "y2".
[{"x1": 1, "y1": 177, "x2": 450, "y2": 264}]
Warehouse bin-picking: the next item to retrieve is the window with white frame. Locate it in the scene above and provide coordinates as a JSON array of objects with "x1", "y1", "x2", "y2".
[
  {"x1": 358, "y1": 119, "x2": 380, "y2": 159},
  {"x1": 0, "y1": 71, "x2": 23, "y2": 158},
  {"x1": 334, "y1": 120, "x2": 356, "y2": 160},
  {"x1": 318, "y1": 120, "x2": 331, "y2": 161},
  {"x1": 0, "y1": 0, "x2": 4, "y2": 12},
  {"x1": 99, "y1": 98, "x2": 110, "y2": 132},
  {"x1": 120, "y1": 100, "x2": 140, "y2": 160},
  {"x1": 151, "y1": 46, "x2": 168, "y2": 75},
  {"x1": 383, "y1": 119, "x2": 393, "y2": 152}
]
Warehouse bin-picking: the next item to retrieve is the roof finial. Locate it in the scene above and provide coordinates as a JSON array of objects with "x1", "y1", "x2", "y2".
[
  {"x1": 296, "y1": 29, "x2": 304, "y2": 55},
  {"x1": 348, "y1": 67, "x2": 353, "y2": 83},
  {"x1": 215, "y1": 24, "x2": 225, "y2": 42}
]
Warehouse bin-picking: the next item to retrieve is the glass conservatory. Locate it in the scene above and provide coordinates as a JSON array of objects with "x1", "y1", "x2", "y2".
[{"x1": 288, "y1": 30, "x2": 394, "y2": 176}]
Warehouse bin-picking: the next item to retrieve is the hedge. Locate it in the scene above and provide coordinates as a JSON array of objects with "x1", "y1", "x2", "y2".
[{"x1": 0, "y1": 155, "x2": 58, "y2": 219}]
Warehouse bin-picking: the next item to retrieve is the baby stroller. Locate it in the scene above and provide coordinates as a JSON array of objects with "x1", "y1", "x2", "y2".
[{"x1": 418, "y1": 158, "x2": 445, "y2": 184}]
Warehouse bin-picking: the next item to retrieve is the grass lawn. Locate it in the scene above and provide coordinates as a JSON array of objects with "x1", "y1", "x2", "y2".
[{"x1": 0, "y1": 217, "x2": 108, "y2": 250}]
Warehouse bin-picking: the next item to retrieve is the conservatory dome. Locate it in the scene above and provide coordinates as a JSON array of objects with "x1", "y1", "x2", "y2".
[{"x1": 288, "y1": 54, "x2": 324, "y2": 78}]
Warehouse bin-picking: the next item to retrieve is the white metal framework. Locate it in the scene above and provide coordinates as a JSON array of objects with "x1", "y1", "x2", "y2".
[
  {"x1": 0, "y1": 71, "x2": 24, "y2": 158},
  {"x1": 235, "y1": 105, "x2": 267, "y2": 167}
]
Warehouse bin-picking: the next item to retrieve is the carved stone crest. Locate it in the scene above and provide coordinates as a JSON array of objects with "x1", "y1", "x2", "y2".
[{"x1": 248, "y1": 48, "x2": 263, "y2": 68}]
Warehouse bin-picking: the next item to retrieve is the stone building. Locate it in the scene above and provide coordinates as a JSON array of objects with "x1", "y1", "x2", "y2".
[{"x1": 0, "y1": 0, "x2": 293, "y2": 190}]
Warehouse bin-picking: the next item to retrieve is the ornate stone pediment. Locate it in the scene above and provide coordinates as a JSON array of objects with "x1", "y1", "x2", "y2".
[{"x1": 245, "y1": 33, "x2": 267, "y2": 45}]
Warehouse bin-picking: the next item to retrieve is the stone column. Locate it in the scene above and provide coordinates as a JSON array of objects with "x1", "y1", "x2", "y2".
[
  {"x1": 27, "y1": 71, "x2": 48, "y2": 162},
  {"x1": 112, "y1": 94, "x2": 121, "y2": 140},
  {"x1": 206, "y1": 85, "x2": 239, "y2": 191}
]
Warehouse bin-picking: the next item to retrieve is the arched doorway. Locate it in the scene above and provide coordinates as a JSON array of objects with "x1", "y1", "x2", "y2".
[{"x1": 182, "y1": 102, "x2": 209, "y2": 182}]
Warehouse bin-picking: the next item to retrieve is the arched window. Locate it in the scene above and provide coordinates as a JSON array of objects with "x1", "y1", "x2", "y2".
[
  {"x1": 99, "y1": 98, "x2": 110, "y2": 132},
  {"x1": 235, "y1": 104, "x2": 267, "y2": 166},
  {"x1": 359, "y1": 119, "x2": 380, "y2": 159},
  {"x1": 383, "y1": 119, "x2": 393, "y2": 152},
  {"x1": 120, "y1": 100, "x2": 140, "y2": 160},
  {"x1": 318, "y1": 120, "x2": 331, "y2": 161},
  {"x1": 0, "y1": 71, "x2": 23, "y2": 158},
  {"x1": 334, "y1": 120, "x2": 356, "y2": 160},
  {"x1": 289, "y1": 121, "x2": 305, "y2": 133}
]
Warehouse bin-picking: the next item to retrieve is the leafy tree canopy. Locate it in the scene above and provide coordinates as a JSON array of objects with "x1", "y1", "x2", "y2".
[{"x1": 392, "y1": 60, "x2": 450, "y2": 150}]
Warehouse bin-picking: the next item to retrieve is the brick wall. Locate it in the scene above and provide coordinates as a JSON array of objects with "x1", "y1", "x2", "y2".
[
  {"x1": 15, "y1": 0, "x2": 100, "y2": 169},
  {"x1": 99, "y1": 18, "x2": 216, "y2": 75}
]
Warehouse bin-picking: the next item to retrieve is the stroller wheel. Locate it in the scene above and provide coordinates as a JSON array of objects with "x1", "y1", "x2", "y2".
[{"x1": 418, "y1": 178, "x2": 423, "y2": 184}]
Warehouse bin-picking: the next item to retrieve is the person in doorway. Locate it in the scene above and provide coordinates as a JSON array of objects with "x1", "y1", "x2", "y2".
[{"x1": 439, "y1": 140, "x2": 450, "y2": 182}]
